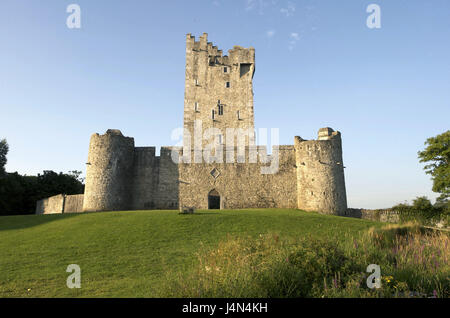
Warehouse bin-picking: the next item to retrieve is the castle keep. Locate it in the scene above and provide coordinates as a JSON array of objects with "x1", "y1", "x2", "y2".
[{"x1": 36, "y1": 33, "x2": 347, "y2": 215}]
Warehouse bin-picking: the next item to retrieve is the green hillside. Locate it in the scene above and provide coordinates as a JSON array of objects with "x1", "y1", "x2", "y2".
[{"x1": 0, "y1": 209, "x2": 382, "y2": 297}]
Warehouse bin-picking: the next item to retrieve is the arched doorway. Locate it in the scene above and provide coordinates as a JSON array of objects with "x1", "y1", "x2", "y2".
[{"x1": 208, "y1": 189, "x2": 220, "y2": 209}]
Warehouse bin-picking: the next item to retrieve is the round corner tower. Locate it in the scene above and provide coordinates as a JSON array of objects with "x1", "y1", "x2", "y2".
[
  {"x1": 83, "y1": 129, "x2": 135, "y2": 212},
  {"x1": 294, "y1": 128, "x2": 347, "y2": 215}
]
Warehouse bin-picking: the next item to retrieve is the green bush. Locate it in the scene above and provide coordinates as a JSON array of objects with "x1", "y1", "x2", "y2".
[
  {"x1": 393, "y1": 197, "x2": 444, "y2": 226},
  {"x1": 161, "y1": 235, "x2": 362, "y2": 297},
  {"x1": 161, "y1": 224, "x2": 449, "y2": 298}
]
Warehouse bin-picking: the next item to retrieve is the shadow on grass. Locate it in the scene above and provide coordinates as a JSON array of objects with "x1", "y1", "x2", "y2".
[
  {"x1": 0, "y1": 213, "x2": 82, "y2": 232},
  {"x1": 178, "y1": 212, "x2": 221, "y2": 215}
]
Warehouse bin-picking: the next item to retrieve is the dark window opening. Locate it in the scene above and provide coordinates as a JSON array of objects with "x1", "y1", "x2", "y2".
[
  {"x1": 240, "y1": 63, "x2": 252, "y2": 77},
  {"x1": 226, "y1": 82, "x2": 230, "y2": 88},
  {"x1": 209, "y1": 56, "x2": 219, "y2": 66}
]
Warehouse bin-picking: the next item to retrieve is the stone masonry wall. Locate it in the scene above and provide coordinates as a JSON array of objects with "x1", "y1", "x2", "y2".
[
  {"x1": 64, "y1": 194, "x2": 84, "y2": 213},
  {"x1": 82, "y1": 131, "x2": 181, "y2": 212},
  {"x1": 178, "y1": 146, "x2": 297, "y2": 210},
  {"x1": 83, "y1": 129, "x2": 135, "y2": 212},
  {"x1": 36, "y1": 194, "x2": 65, "y2": 214},
  {"x1": 345, "y1": 208, "x2": 400, "y2": 223},
  {"x1": 35, "y1": 194, "x2": 84, "y2": 214},
  {"x1": 154, "y1": 147, "x2": 179, "y2": 209},
  {"x1": 130, "y1": 146, "x2": 179, "y2": 210},
  {"x1": 184, "y1": 33, "x2": 255, "y2": 149},
  {"x1": 131, "y1": 147, "x2": 158, "y2": 209},
  {"x1": 80, "y1": 130, "x2": 346, "y2": 213},
  {"x1": 294, "y1": 128, "x2": 347, "y2": 215}
]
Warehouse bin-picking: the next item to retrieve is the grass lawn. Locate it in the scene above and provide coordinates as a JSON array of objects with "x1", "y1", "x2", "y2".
[{"x1": 0, "y1": 209, "x2": 382, "y2": 297}]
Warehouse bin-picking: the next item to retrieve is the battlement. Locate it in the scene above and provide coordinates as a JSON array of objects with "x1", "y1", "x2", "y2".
[
  {"x1": 180, "y1": 145, "x2": 292, "y2": 152},
  {"x1": 174, "y1": 144, "x2": 294, "y2": 166},
  {"x1": 90, "y1": 129, "x2": 134, "y2": 144},
  {"x1": 186, "y1": 33, "x2": 255, "y2": 66},
  {"x1": 228, "y1": 45, "x2": 255, "y2": 65},
  {"x1": 134, "y1": 146, "x2": 184, "y2": 161},
  {"x1": 186, "y1": 33, "x2": 212, "y2": 53},
  {"x1": 295, "y1": 127, "x2": 342, "y2": 145},
  {"x1": 318, "y1": 127, "x2": 341, "y2": 140},
  {"x1": 134, "y1": 147, "x2": 156, "y2": 167}
]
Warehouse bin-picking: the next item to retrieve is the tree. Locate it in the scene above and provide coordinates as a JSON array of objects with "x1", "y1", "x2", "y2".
[
  {"x1": 0, "y1": 170, "x2": 84, "y2": 216},
  {"x1": 35, "y1": 170, "x2": 84, "y2": 199},
  {"x1": 418, "y1": 130, "x2": 450, "y2": 203},
  {"x1": 0, "y1": 138, "x2": 8, "y2": 176},
  {"x1": 412, "y1": 196, "x2": 434, "y2": 213},
  {"x1": 68, "y1": 170, "x2": 85, "y2": 184}
]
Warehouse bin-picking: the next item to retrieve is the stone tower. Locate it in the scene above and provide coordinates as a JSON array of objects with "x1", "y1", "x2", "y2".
[
  {"x1": 294, "y1": 128, "x2": 347, "y2": 215},
  {"x1": 83, "y1": 129, "x2": 135, "y2": 212},
  {"x1": 183, "y1": 33, "x2": 256, "y2": 149}
]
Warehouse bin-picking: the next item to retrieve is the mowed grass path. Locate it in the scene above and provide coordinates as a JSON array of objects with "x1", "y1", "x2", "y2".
[{"x1": 0, "y1": 209, "x2": 381, "y2": 297}]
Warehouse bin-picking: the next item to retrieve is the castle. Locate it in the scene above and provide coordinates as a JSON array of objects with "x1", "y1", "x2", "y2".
[{"x1": 36, "y1": 33, "x2": 347, "y2": 215}]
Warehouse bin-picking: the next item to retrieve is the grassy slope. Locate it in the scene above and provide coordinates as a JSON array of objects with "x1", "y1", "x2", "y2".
[{"x1": 0, "y1": 209, "x2": 381, "y2": 297}]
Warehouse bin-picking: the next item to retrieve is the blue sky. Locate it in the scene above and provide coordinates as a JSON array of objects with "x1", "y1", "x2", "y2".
[{"x1": 1, "y1": 0, "x2": 449, "y2": 208}]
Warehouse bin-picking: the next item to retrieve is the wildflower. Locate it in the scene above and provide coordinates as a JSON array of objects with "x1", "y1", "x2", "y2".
[
  {"x1": 332, "y1": 277, "x2": 338, "y2": 288},
  {"x1": 434, "y1": 259, "x2": 439, "y2": 271},
  {"x1": 27, "y1": 288, "x2": 31, "y2": 292},
  {"x1": 205, "y1": 266, "x2": 211, "y2": 272}
]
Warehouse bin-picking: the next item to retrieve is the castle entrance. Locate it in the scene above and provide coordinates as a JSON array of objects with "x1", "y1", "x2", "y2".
[{"x1": 208, "y1": 189, "x2": 220, "y2": 209}]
